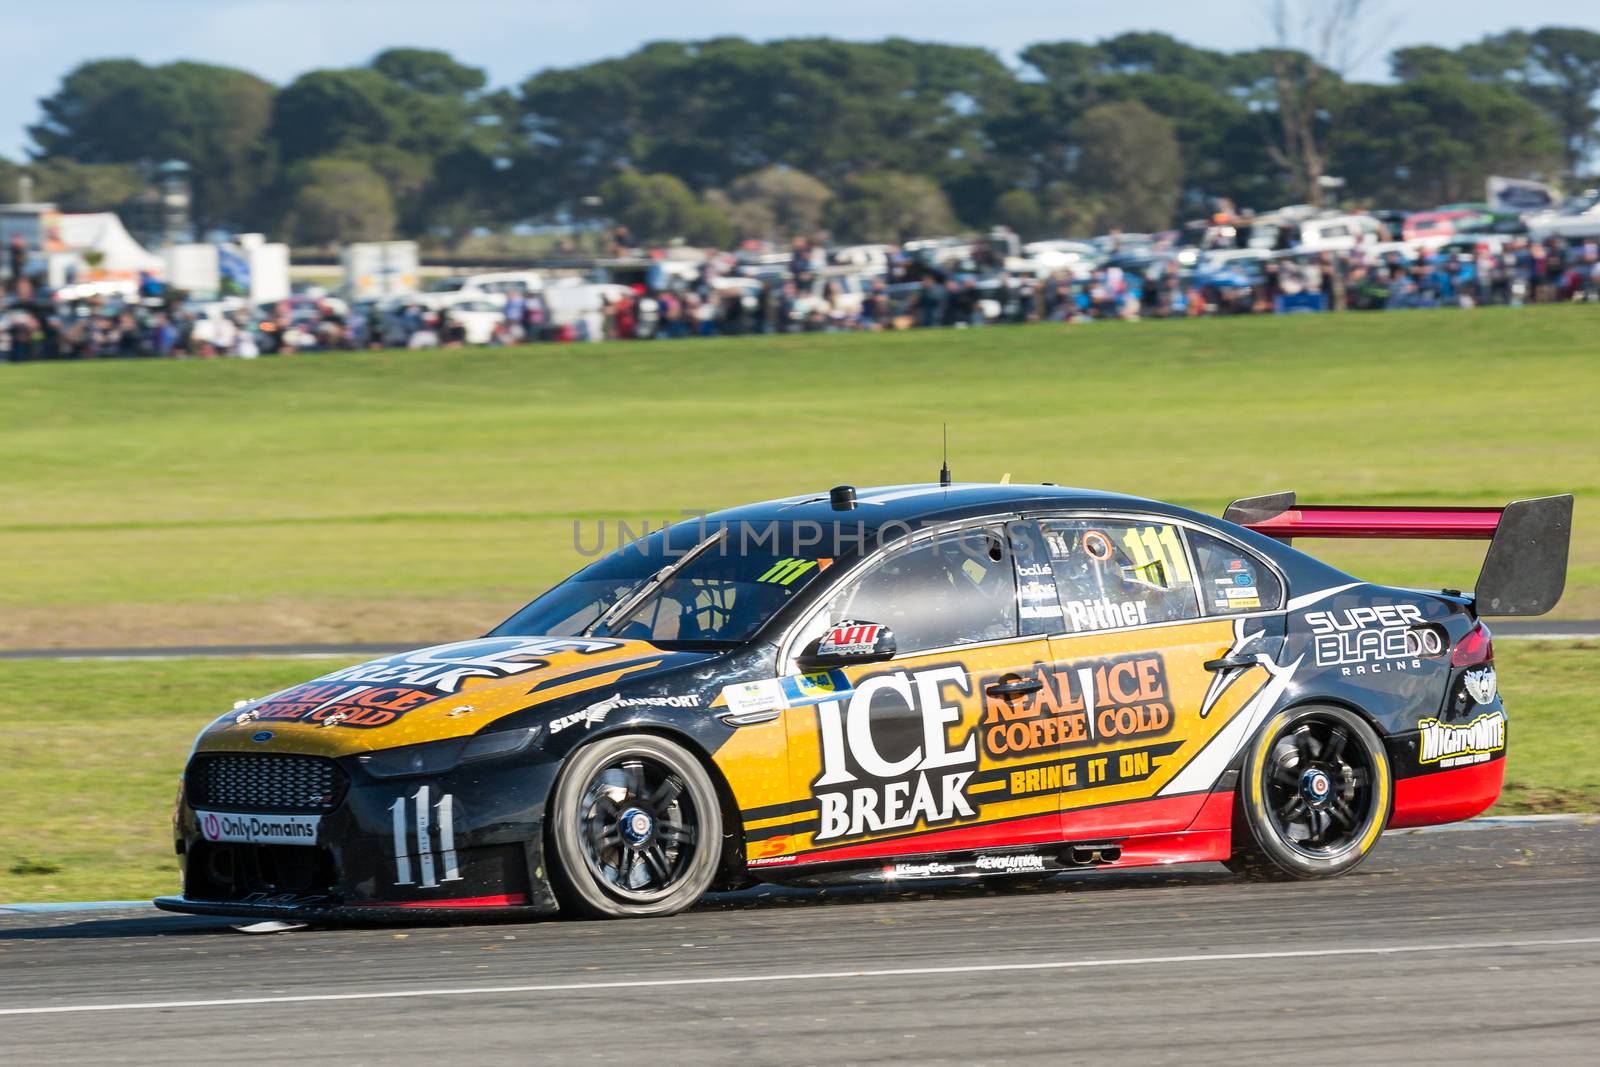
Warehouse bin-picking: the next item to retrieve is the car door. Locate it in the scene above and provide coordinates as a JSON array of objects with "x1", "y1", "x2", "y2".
[
  {"x1": 1016, "y1": 515, "x2": 1286, "y2": 840},
  {"x1": 776, "y1": 523, "x2": 1065, "y2": 863}
]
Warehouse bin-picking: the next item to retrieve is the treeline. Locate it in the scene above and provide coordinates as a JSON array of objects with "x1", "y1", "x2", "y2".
[{"x1": 3, "y1": 27, "x2": 1597, "y2": 247}]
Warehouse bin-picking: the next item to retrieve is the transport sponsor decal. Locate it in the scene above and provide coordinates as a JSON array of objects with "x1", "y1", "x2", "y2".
[
  {"x1": 1418, "y1": 711, "x2": 1506, "y2": 768},
  {"x1": 198, "y1": 810, "x2": 321, "y2": 846},
  {"x1": 550, "y1": 692, "x2": 701, "y2": 735},
  {"x1": 978, "y1": 654, "x2": 1172, "y2": 758},
  {"x1": 550, "y1": 693, "x2": 621, "y2": 734}
]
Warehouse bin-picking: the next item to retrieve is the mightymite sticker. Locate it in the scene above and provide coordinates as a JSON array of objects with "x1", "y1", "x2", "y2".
[{"x1": 1418, "y1": 711, "x2": 1506, "y2": 768}]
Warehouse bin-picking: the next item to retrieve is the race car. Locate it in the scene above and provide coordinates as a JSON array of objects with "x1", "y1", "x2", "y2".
[{"x1": 156, "y1": 483, "x2": 1572, "y2": 922}]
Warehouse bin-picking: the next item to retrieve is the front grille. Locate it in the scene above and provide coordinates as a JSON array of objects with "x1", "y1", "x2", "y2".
[{"x1": 187, "y1": 753, "x2": 347, "y2": 813}]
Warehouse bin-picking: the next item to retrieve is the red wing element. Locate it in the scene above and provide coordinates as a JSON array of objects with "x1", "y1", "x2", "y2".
[
  {"x1": 1237, "y1": 505, "x2": 1502, "y2": 540},
  {"x1": 1223, "y1": 492, "x2": 1573, "y2": 616}
]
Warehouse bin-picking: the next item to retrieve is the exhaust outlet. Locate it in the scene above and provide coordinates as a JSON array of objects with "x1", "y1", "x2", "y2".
[{"x1": 1065, "y1": 843, "x2": 1122, "y2": 866}]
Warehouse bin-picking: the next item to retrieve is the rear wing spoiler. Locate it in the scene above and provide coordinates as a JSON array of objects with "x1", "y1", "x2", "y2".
[{"x1": 1223, "y1": 492, "x2": 1573, "y2": 616}]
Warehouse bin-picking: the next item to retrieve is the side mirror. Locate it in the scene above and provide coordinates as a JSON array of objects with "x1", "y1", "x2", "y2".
[{"x1": 797, "y1": 620, "x2": 896, "y2": 669}]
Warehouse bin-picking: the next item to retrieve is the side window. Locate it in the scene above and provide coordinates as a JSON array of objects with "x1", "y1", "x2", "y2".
[
  {"x1": 1035, "y1": 517, "x2": 1200, "y2": 633},
  {"x1": 1189, "y1": 530, "x2": 1283, "y2": 614},
  {"x1": 827, "y1": 529, "x2": 1018, "y2": 654}
]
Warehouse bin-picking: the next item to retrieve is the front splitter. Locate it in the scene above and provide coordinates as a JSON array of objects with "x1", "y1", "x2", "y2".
[{"x1": 153, "y1": 895, "x2": 556, "y2": 925}]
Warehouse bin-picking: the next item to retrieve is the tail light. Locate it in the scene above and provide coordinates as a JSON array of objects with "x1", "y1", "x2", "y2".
[{"x1": 1451, "y1": 622, "x2": 1494, "y2": 667}]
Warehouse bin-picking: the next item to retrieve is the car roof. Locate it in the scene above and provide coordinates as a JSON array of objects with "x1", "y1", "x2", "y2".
[{"x1": 703, "y1": 483, "x2": 1198, "y2": 532}]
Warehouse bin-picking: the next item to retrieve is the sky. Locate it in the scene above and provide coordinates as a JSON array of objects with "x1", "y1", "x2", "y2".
[{"x1": 4, "y1": 0, "x2": 1598, "y2": 159}]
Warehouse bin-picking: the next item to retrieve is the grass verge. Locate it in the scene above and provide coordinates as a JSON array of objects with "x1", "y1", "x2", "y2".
[{"x1": 2, "y1": 305, "x2": 1597, "y2": 648}]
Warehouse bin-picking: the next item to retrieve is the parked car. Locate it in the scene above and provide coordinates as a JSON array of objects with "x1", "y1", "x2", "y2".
[
  {"x1": 1525, "y1": 193, "x2": 1600, "y2": 241},
  {"x1": 1403, "y1": 210, "x2": 1481, "y2": 249}
]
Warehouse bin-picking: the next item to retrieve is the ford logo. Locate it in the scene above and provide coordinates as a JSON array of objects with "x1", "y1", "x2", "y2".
[{"x1": 251, "y1": 731, "x2": 274, "y2": 743}]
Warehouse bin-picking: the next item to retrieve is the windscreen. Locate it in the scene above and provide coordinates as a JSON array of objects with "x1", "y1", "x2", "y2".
[{"x1": 491, "y1": 524, "x2": 836, "y2": 646}]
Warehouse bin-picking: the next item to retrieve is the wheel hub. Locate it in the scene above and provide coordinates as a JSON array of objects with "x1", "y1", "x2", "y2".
[
  {"x1": 1300, "y1": 767, "x2": 1334, "y2": 808},
  {"x1": 619, "y1": 806, "x2": 655, "y2": 846}
]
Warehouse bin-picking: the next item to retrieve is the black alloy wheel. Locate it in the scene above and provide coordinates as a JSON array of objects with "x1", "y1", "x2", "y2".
[
  {"x1": 550, "y1": 734, "x2": 722, "y2": 918},
  {"x1": 1229, "y1": 705, "x2": 1392, "y2": 880}
]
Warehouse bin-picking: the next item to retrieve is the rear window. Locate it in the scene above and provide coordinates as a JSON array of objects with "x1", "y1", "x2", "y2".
[{"x1": 1189, "y1": 531, "x2": 1282, "y2": 614}]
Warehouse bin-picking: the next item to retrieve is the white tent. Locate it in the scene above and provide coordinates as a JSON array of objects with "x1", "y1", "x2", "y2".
[{"x1": 56, "y1": 212, "x2": 164, "y2": 274}]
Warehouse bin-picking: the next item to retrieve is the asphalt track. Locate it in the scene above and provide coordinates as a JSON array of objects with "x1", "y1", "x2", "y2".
[
  {"x1": 1, "y1": 821, "x2": 1596, "y2": 1065},
  {"x1": 2, "y1": 619, "x2": 1595, "y2": 659}
]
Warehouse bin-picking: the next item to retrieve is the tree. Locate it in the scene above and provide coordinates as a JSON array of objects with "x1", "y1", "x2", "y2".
[
  {"x1": 599, "y1": 172, "x2": 732, "y2": 246},
  {"x1": 826, "y1": 172, "x2": 956, "y2": 243},
  {"x1": 28, "y1": 158, "x2": 147, "y2": 213},
  {"x1": 1264, "y1": 0, "x2": 1387, "y2": 205},
  {"x1": 992, "y1": 189, "x2": 1044, "y2": 239},
  {"x1": 270, "y1": 56, "x2": 512, "y2": 239},
  {"x1": 516, "y1": 38, "x2": 1011, "y2": 217},
  {"x1": 1392, "y1": 29, "x2": 1600, "y2": 177},
  {"x1": 1010, "y1": 33, "x2": 1285, "y2": 214},
  {"x1": 28, "y1": 59, "x2": 276, "y2": 231},
  {"x1": 1062, "y1": 101, "x2": 1183, "y2": 232},
  {"x1": 1523, "y1": 28, "x2": 1600, "y2": 177},
  {"x1": 1334, "y1": 79, "x2": 1564, "y2": 204},
  {"x1": 709, "y1": 167, "x2": 833, "y2": 241},
  {"x1": 371, "y1": 48, "x2": 488, "y2": 96},
  {"x1": 281, "y1": 158, "x2": 396, "y2": 245}
]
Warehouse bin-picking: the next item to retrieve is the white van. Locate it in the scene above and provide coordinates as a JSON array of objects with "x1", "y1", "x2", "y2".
[
  {"x1": 429, "y1": 271, "x2": 545, "y2": 297},
  {"x1": 1292, "y1": 215, "x2": 1387, "y2": 253}
]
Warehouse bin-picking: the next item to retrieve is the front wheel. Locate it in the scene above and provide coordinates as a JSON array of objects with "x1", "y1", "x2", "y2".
[
  {"x1": 1228, "y1": 705, "x2": 1391, "y2": 880},
  {"x1": 549, "y1": 734, "x2": 723, "y2": 919}
]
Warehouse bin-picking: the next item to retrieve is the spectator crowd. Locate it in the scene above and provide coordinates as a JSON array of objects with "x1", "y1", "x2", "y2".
[{"x1": 4, "y1": 228, "x2": 1599, "y2": 361}]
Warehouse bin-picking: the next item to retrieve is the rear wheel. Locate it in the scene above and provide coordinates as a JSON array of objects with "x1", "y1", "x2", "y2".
[
  {"x1": 1228, "y1": 705, "x2": 1391, "y2": 880},
  {"x1": 549, "y1": 734, "x2": 722, "y2": 919}
]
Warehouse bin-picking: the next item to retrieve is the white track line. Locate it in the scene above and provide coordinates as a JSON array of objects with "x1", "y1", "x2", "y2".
[{"x1": 2, "y1": 936, "x2": 1596, "y2": 1018}]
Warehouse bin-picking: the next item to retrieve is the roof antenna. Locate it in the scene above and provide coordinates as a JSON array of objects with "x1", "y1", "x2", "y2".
[{"x1": 939, "y1": 424, "x2": 952, "y2": 487}]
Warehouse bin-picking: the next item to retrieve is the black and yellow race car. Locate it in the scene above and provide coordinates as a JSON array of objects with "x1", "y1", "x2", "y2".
[{"x1": 156, "y1": 483, "x2": 1571, "y2": 922}]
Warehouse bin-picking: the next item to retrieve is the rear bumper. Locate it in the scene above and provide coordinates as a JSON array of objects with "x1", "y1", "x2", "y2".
[{"x1": 1390, "y1": 757, "x2": 1506, "y2": 829}]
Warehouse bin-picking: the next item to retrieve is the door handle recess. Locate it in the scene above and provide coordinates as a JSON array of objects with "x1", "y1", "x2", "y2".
[
  {"x1": 1204, "y1": 655, "x2": 1258, "y2": 672},
  {"x1": 986, "y1": 676, "x2": 1043, "y2": 697}
]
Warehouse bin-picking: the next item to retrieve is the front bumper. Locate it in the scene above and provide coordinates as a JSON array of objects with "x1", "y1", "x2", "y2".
[{"x1": 161, "y1": 753, "x2": 563, "y2": 920}]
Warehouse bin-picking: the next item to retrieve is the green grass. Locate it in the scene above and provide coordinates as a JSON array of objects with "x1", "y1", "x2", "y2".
[
  {"x1": 0, "y1": 644, "x2": 1592, "y2": 904},
  {"x1": 0, "y1": 306, "x2": 1596, "y2": 649}
]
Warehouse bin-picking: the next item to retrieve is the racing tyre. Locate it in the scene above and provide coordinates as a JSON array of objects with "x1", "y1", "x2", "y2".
[
  {"x1": 549, "y1": 734, "x2": 722, "y2": 919},
  {"x1": 1227, "y1": 705, "x2": 1391, "y2": 880}
]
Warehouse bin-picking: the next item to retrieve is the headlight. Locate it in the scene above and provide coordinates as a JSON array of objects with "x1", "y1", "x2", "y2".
[{"x1": 357, "y1": 727, "x2": 542, "y2": 780}]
